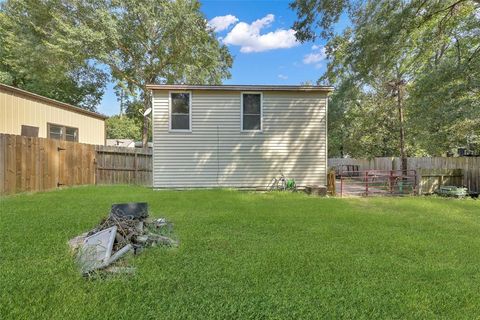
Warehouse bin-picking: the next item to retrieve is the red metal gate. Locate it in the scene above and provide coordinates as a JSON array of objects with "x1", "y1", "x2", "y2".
[{"x1": 340, "y1": 170, "x2": 417, "y2": 197}]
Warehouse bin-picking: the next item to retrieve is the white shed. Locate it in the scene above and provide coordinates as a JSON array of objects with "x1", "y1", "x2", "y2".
[{"x1": 147, "y1": 85, "x2": 333, "y2": 189}]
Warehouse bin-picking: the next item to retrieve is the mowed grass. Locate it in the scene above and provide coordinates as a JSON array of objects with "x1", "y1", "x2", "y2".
[{"x1": 1, "y1": 186, "x2": 479, "y2": 319}]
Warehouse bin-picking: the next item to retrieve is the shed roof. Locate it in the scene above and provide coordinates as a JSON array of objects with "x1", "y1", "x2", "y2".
[
  {"x1": 146, "y1": 84, "x2": 334, "y2": 92},
  {"x1": 0, "y1": 83, "x2": 108, "y2": 120}
]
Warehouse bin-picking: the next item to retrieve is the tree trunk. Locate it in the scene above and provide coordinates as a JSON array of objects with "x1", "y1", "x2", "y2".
[
  {"x1": 396, "y1": 82, "x2": 407, "y2": 174},
  {"x1": 142, "y1": 92, "x2": 151, "y2": 148}
]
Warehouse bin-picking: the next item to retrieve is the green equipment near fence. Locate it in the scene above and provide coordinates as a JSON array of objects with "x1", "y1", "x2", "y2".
[
  {"x1": 435, "y1": 186, "x2": 468, "y2": 198},
  {"x1": 266, "y1": 173, "x2": 296, "y2": 191},
  {"x1": 286, "y1": 178, "x2": 296, "y2": 190}
]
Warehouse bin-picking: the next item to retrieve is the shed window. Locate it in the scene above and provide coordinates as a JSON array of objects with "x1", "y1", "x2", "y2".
[
  {"x1": 242, "y1": 93, "x2": 262, "y2": 131},
  {"x1": 170, "y1": 92, "x2": 191, "y2": 131},
  {"x1": 21, "y1": 125, "x2": 39, "y2": 137},
  {"x1": 65, "y1": 127, "x2": 78, "y2": 142},
  {"x1": 48, "y1": 123, "x2": 78, "y2": 142},
  {"x1": 48, "y1": 124, "x2": 63, "y2": 140}
]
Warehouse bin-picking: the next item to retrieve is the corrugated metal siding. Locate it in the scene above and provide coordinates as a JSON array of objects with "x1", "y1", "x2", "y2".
[
  {"x1": 0, "y1": 88, "x2": 105, "y2": 145},
  {"x1": 152, "y1": 90, "x2": 327, "y2": 188}
]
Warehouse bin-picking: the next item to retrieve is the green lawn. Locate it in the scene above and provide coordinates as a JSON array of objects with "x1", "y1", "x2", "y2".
[{"x1": 1, "y1": 186, "x2": 479, "y2": 319}]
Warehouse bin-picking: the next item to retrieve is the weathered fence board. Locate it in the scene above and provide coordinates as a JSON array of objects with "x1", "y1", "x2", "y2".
[
  {"x1": 329, "y1": 157, "x2": 480, "y2": 193},
  {"x1": 418, "y1": 169, "x2": 464, "y2": 194},
  {"x1": 95, "y1": 145, "x2": 152, "y2": 186},
  {"x1": 0, "y1": 134, "x2": 96, "y2": 194},
  {"x1": 0, "y1": 134, "x2": 152, "y2": 195}
]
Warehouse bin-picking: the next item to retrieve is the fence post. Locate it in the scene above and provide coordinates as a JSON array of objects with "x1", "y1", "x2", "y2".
[
  {"x1": 134, "y1": 151, "x2": 138, "y2": 184},
  {"x1": 365, "y1": 171, "x2": 369, "y2": 196},
  {"x1": 94, "y1": 146, "x2": 99, "y2": 185},
  {"x1": 94, "y1": 151, "x2": 97, "y2": 186},
  {"x1": 414, "y1": 170, "x2": 417, "y2": 195},
  {"x1": 389, "y1": 170, "x2": 393, "y2": 194},
  {"x1": 340, "y1": 176, "x2": 343, "y2": 197}
]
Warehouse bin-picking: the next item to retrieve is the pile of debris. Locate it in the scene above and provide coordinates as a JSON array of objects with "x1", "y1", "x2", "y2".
[
  {"x1": 435, "y1": 186, "x2": 479, "y2": 199},
  {"x1": 68, "y1": 203, "x2": 178, "y2": 275}
]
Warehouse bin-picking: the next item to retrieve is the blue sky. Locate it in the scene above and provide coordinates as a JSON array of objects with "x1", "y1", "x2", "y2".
[{"x1": 98, "y1": 0, "x2": 347, "y2": 115}]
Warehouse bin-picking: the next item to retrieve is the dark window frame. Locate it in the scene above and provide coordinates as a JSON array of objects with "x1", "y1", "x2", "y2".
[
  {"x1": 47, "y1": 123, "x2": 79, "y2": 142},
  {"x1": 169, "y1": 91, "x2": 192, "y2": 132},
  {"x1": 21, "y1": 125, "x2": 39, "y2": 137},
  {"x1": 241, "y1": 92, "x2": 263, "y2": 132}
]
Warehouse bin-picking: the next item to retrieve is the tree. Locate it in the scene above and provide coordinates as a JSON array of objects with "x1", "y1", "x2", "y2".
[
  {"x1": 407, "y1": 4, "x2": 480, "y2": 155},
  {"x1": 106, "y1": 116, "x2": 142, "y2": 140},
  {"x1": 124, "y1": 99, "x2": 153, "y2": 142},
  {"x1": 1, "y1": 0, "x2": 233, "y2": 132},
  {"x1": 0, "y1": 0, "x2": 107, "y2": 111},
  {"x1": 60, "y1": 0, "x2": 233, "y2": 146},
  {"x1": 316, "y1": 1, "x2": 423, "y2": 171},
  {"x1": 327, "y1": 80, "x2": 399, "y2": 158},
  {"x1": 291, "y1": 0, "x2": 480, "y2": 166},
  {"x1": 291, "y1": 0, "x2": 480, "y2": 42}
]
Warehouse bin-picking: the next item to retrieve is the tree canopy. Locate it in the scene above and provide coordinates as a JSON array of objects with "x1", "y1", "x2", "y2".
[
  {"x1": 72, "y1": 0, "x2": 233, "y2": 143},
  {"x1": 291, "y1": 0, "x2": 480, "y2": 158},
  {"x1": 0, "y1": 0, "x2": 107, "y2": 111},
  {"x1": 61, "y1": 0, "x2": 232, "y2": 94},
  {"x1": 106, "y1": 115, "x2": 142, "y2": 140},
  {"x1": 0, "y1": 0, "x2": 233, "y2": 130}
]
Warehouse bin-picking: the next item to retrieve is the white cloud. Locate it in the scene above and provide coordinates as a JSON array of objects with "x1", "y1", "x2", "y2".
[
  {"x1": 303, "y1": 52, "x2": 325, "y2": 64},
  {"x1": 311, "y1": 44, "x2": 320, "y2": 50},
  {"x1": 278, "y1": 74, "x2": 288, "y2": 80},
  {"x1": 303, "y1": 46, "x2": 326, "y2": 65},
  {"x1": 223, "y1": 14, "x2": 299, "y2": 53},
  {"x1": 303, "y1": 53, "x2": 323, "y2": 64},
  {"x1": 208, "y1": 15, "x2": 239, "y2": 32}
]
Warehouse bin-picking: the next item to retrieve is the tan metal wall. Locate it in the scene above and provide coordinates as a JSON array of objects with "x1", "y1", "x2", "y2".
[
  {"x1": 0, "y1": 87, "x2": 105, "y2": 145},
  {"x1": 152, "y1": 90, "x2": 328, "y2": 188}
]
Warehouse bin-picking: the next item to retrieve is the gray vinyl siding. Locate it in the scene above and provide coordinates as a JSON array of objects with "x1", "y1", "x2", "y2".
[{"x1": 152, "y1": 90, "x2": 327, "y2": 188}]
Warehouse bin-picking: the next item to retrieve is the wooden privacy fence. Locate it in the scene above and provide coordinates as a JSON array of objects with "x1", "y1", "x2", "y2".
[
  {"x1": 95, "y1": 145, "x2": 152, "y2": 186},
  {"x1": 0, "y1": 134, "x2": 96, "y2": 194},
  {"x1": 0, "y1": 134, "x2": 152, "y2": 195},
  {"x1": 329, "y1": 157, "x2": 480, "y2": 193}
]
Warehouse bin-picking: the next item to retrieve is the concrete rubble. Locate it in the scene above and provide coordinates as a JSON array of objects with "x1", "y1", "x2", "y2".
[{"x1": 68, "y1": 202, "x2": 178, "y2": 275}]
